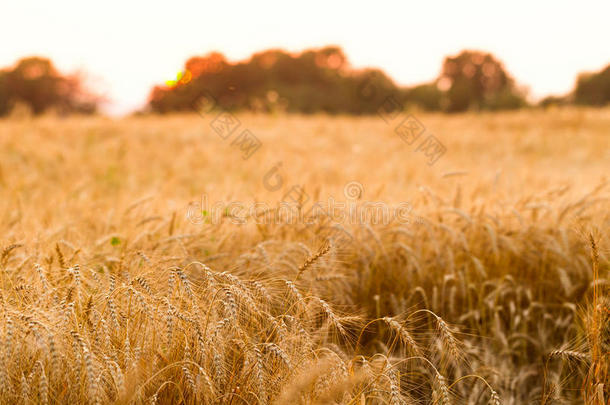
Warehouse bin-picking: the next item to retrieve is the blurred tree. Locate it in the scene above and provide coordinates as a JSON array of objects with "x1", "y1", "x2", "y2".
[
  {"x1": 574, "y1": 64, "x2": 610, "y2": 106},
  {"x1": 438, "y1": 50, "x2": 526, "y2": 112},
  {"x1": 147, "y1": 47, "x2": 408, "y2": 115},
  {"x1": 405, "y1": 83, "x2": 443, "y2": 111},
  {"x1": 539, "y1": 95, "x2": 568, "y2": 108},
  {"x1": 0, "y1": 72, "x2": 9, "y2": 115},
  {"x1": 0, "y1": 57, "x2": 98, "y2": 116},
  {"x1": 147, "y1": 47, "x2": 535, "y2": 115}
]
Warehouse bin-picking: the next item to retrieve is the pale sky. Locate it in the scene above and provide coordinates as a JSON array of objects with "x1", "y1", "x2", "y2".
[{"x1": 2, "y1": 0, "x2": 609, "y2": 116}]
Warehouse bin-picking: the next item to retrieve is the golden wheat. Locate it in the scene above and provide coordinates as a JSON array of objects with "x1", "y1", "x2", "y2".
[{"x1": 0, "y1": 108, "x2": 608, "y2": 403}]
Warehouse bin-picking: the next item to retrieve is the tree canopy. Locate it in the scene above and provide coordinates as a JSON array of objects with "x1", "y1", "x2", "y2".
[
  {"x1": 147, "y1": 47, "x2": 530, "y2": 114},
  {"x1": 0, "y1": 57, "x2": 98, "y2": 116},
  {"x1": 574, "y1": 64, "x2": 610, "y2": 106},
  {"x1": 437, "y1": 51, "x2": 526, "y2": 112}
]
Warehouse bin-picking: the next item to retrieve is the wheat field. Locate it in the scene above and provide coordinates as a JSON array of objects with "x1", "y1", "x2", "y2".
[{"x1": 0, "y1": 108, "x2": 608, "y2": 404}]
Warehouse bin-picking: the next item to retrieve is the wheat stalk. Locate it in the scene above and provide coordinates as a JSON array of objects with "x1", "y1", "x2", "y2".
[{"x1": 295, "y1": 241, "x2": 331, "y2": 280}]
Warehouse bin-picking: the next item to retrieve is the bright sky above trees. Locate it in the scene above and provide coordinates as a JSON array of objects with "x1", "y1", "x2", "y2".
[{"x1": 2, "y1": 0, "x2": 608, "y2": 115}]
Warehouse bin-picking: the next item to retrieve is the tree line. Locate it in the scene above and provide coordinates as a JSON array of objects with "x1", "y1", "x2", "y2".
[
  {"x1": 0, "y1": 47, "x2": 609, "y2": 116},
  {"x1": 149, "y1": 47, "x2": 530, "y2": 114},
  {"x1": 147, "y1": 47, "x2": 610, "y2": 114}
]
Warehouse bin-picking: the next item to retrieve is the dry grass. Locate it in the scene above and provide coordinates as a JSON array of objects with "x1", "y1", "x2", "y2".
[{"x1": 0, "y1": 107, "x2": 608, "y2": 404}]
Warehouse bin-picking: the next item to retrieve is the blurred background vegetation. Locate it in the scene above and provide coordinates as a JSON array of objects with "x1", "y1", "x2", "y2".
[
  {"x1": 0, "y1": 47, "x2": 609, "y2": 117},
  {"x1": 0, "y1": 57, "x2": 99, "y2": 117}
]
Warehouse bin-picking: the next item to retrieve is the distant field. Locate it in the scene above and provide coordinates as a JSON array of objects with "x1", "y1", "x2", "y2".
[{"x1": 0, "y1": 108, "x2": 608, "y2": 404}]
